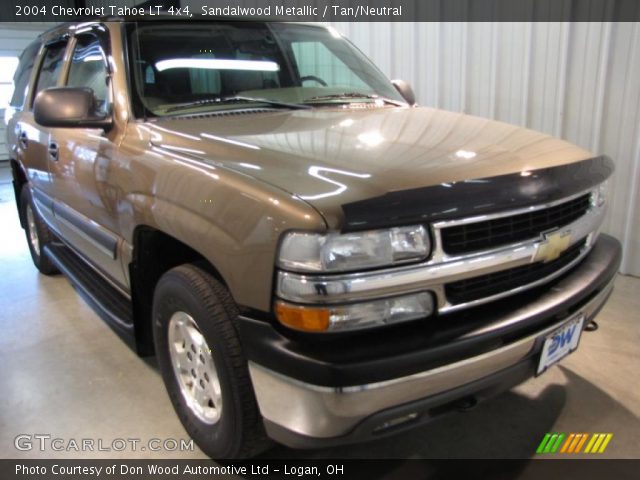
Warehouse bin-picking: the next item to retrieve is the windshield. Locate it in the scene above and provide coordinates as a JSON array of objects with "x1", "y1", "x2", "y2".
[{"x1": 129, "y1": 22, "x2": 405, "y2": 116}]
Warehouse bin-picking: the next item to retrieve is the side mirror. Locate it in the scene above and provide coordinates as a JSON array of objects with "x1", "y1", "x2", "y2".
[
  {"x1": 34, "y1": 87, "x2": 112, "y2": 129},
  {"x1": 391, "y1": 79, "x2": 416, "y2": 106}
]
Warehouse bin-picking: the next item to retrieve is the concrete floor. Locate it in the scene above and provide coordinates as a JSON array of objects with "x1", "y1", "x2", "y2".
[{"x1": 0, "y1": 163, "x2": 639, "y2": 461}]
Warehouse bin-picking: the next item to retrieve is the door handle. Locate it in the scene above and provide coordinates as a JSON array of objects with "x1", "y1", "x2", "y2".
[
  {"x1": 48, "y1": 141, "x2": 59, "y2": 161},
  {"x1": 19, "y1": 131, "x2": 28, "y2": 149}
]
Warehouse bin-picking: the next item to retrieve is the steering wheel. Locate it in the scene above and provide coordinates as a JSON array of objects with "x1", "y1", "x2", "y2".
[{"x1": 301, "y1": 75, "x2": 328, "y2": 87}]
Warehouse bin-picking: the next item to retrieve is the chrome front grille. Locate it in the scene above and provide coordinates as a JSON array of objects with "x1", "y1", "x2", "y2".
[
  {"x1": 440, "y1": 194, "x2": 591, "y2": 255},
  {"x1": 445, "y1": 238, "x2": 587, "y2": 305}
]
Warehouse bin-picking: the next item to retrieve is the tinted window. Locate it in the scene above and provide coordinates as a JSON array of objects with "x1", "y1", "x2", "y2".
[
  {"x1": 66, "y1": 35, "x2": 110, "y2": 114},
  {"x1": 34, "y1": 41, "x2": 67, "y2": 98},
  {"x1": 131, "y1": 22, "x2": 404, "y2": 116},
  {"x1": 291, "y1": 41, "x2": 369, "y2": 91},
  {"x1": 10, "y1": 42, "x2": 40, "y2": 108}
]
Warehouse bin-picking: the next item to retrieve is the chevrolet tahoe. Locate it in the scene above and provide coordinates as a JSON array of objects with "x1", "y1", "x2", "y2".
[{"x1": 6, "y1": 19, "x2": 621, "y2": 458}]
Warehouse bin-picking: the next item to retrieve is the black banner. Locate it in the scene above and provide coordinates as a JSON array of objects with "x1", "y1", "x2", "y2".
[
  {"x1": 1, "y1": 0, "x2": 640, "y2": 22},
  {"x1": 2, "y1": 459, "x2": 640, "y2": 480}
]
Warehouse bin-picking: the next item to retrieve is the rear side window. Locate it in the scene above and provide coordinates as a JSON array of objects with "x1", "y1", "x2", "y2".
[
  {"x1": 10, "y1": 42, "x2": 40, "y2": 108},
  {"x1": 33, "y1": 41, "x2": 68, "y2": 99}
]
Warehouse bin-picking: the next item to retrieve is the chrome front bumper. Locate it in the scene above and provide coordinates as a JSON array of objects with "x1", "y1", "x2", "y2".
[{"x1": 249, "y1": 235, "x2": 619, "y2": 444}]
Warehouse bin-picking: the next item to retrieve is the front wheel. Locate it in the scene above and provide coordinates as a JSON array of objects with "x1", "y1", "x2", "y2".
[{"x1": 152, "y1": 263, "x2": 271, "y2": 458}]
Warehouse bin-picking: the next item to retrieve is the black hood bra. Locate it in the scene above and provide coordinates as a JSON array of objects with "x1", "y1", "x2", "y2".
[{"x1": 341, "y1": 156, "x2": 613, "y2": 231}]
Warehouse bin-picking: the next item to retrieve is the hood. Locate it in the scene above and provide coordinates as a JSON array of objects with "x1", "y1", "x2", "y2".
[{"x1": 147, "y1": 106, "x2": 595, "y2": 227}]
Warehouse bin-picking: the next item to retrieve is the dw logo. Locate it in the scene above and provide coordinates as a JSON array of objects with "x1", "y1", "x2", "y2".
[
  {"x1": 536, "y1": 433, "x2": 613, "y2": 454},
  {"x1": 548, "y1": 324, "x2": 578, "y2": 356}
]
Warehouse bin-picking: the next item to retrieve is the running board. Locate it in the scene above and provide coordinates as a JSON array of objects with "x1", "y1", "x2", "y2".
[{"x1": 44, "y1": 243, "x2": 136, "y2": 350}]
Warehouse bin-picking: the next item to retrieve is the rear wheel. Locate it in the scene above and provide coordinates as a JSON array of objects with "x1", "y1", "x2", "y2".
[
  {"x1": 20, "y1": 186, "x2": 59, "y2": 275},
  {"x1": 152, "y1": 263, "x2": 271, "y2": 458}
]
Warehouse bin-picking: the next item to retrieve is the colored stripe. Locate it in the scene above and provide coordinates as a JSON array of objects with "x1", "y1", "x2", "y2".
[
  {"x1": 584, "y1": 434, "x2": 598, "y2": 453},
  {"x1": 574, "y1": 433, "x2": 589, "y2": 453},
  {"x1": 537, "y1": 433, "x2": 552, "y2": 454},
  {"x1": 551, "y1": 433, "x2": 566, "y2": 453},
  {"x1": 544, "y1": 434, "x2": 558, "y2": 454},
  {"x1": 591, "y1": 434, "x2": 606, "y2": 453},
  {"x1": 568, "y1": 434, "x2": 581, "y2": 453},
  {"x1": 598, "y1": 434, "x2": 613, "y2": 453},
  {"x1": 560, "y1": 434, "x2": 575, "y2": 453},
  {"x1": 538, "y1": 432, "x2": 613, "y2": 455}
]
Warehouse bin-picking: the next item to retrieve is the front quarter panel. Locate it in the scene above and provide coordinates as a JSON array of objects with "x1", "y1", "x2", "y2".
[{"x1": 115, "y1": 123, "x2": 326, "y2": 311}]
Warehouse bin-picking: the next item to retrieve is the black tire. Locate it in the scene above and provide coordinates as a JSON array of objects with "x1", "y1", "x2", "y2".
[
  {"x1": 152, "y1": 263, "x2": 271, "y2": 459},
  {"x1": 20, "y1": 186, "x2": 59, "y2": 275}
]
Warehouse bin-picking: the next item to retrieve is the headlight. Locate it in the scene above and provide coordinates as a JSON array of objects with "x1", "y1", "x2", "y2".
[
  {"x1": 278, "y1": 225, "x2": 430, "y2": 273},
  {"x1": 592, "y1": 181, "x2": 608, "y2": 208},
  {"x1": 275, "y1": 292, "x2": 434, "y2": 332}
]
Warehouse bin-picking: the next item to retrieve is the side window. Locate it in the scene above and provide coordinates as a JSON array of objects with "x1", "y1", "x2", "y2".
[
  {"x1": 34, "y1": 41, "x2": 67, "y2": 98},
  {"x1": 10, "y1": 42, "x2": 40, "y2": 109},
  {"x1": 66, "y1": 34, "x2": 110, "y2": 115}
]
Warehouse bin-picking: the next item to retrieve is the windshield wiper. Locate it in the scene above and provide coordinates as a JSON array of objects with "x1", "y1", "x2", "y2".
[
  {"x1": 165, "y1": 96, "x2": 311, "y2": 113},
  {"x1": 304, "y1": 93, "x2": 405, "y2": 106}
]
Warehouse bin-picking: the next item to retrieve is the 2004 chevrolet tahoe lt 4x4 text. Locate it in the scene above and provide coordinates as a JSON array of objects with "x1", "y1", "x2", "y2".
[{"x1": 6, "y1": 19, "x2": 621, "y2": 458}]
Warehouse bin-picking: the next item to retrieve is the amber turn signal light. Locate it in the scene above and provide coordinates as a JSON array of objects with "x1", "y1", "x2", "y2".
[{"x1": 275, "y1": 302, "x2": 330, "y2": 332}]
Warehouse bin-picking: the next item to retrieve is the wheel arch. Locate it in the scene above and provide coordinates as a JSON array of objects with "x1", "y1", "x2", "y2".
[
  {"x1": 10, "y1": 159, "x2": 28, "y2": 228},
  {"x1": 129, "y1": 225, "x2": 230, "y2": 356}
]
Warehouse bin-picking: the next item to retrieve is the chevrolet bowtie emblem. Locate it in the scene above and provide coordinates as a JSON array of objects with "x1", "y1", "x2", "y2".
[{"x1": 533, "y1": 230, "x2": 572, "y2": 263}]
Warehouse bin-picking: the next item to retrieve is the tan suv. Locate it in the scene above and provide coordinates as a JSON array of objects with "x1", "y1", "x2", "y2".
[{"x1": 7, "y1": 19, "x2": 621, "y2": 458}]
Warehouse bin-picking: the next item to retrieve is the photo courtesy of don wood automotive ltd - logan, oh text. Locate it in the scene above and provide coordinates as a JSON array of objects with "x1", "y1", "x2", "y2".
[{"x1": 0, "y1": 0, "x2": 639, "y2": 479}]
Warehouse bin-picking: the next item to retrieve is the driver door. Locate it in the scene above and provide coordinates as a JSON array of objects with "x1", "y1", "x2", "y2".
[{"x1": 47, "y1": 28, "x2": 127, "y2": 289}]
